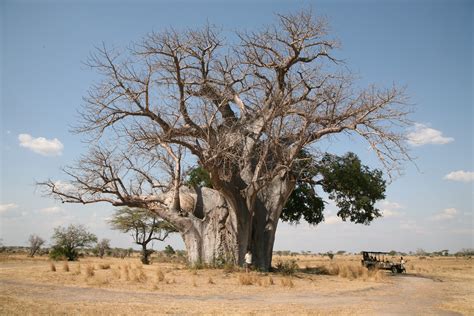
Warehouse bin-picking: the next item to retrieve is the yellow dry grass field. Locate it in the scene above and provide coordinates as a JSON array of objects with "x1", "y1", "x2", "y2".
[{"x1": 0, "y1": 254, "x2": 472, "y2": 315}]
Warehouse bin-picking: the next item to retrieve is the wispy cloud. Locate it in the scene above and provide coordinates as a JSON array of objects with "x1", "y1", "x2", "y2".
[
  {"x1": 378, "y1": 200, "x2": 403, "y2": 218},
  {"x1": 407, "y1": 123, "x2": 454, "y2": 146},
  {"x1": 18, "y1": 133, "x2": 63, "y2": 156},
  {"x1": 38, "y1": 206, "x2": 63, "y2": 214},
  {"x1": 432, "y1": 208, "x2": 458, "y2": 221},
  {"x1": 0, "y1": 203, "x2": 18, "y2": 213},
  {"x1": 444, "y1": 170, "x2": 474, "y2": 183}
]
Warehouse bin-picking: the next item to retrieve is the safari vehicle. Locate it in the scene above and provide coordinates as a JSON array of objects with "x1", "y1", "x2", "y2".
[{"x1": 361, "y1": 251, "x2": 406, "y2": 273}]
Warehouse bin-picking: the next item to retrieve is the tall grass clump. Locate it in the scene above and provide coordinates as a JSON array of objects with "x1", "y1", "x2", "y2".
[
  {"x1": 62, "y1": 262, "x2": 70, "y2": 272},
  {"x1": 156, "y1": 269, "x2": 165, "y2": 282},
  {"x1": 280, "y1": 277, "x2": 294, "y2": 288},
  {"x1": 238, "y1": 274, "x2": 256, "y2": 285},
  {"x1": 50, "y1": 262, "x2": 56, "y2": 272},
  {"x1": 85, "y1": 265, "x2": 95, "y2": 278}
]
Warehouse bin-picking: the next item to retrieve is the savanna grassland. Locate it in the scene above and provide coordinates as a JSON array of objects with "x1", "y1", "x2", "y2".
[{"x1": 0, "y1": 253, "x2": 472, "y2": 315}]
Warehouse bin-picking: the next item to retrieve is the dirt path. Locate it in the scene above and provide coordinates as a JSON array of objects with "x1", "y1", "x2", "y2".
[{"x1": 0, "y1": 274, "x2": 461, "y2": 315}]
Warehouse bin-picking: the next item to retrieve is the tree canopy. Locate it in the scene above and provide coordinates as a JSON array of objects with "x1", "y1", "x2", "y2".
[
  {"x1": 50, "y1": 224, "x2": 97, "y2": 261},
  {"x1": 40, "y1": 10, "x2": 410, "y2": 269},
  {"x1": 109, "y1": 207, "x2": 177, "y2": 264},
  {"x1": 188, "y1": 151, "x2": 386, "y2": 226}
]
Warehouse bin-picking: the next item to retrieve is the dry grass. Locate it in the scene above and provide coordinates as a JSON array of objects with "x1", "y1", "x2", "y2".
[
  {"x1": 98, "y1": 263, "x2": 111, "y2": 270},
  {"x1": 156, "y1": 269, "x2": 165, "y2": 282},
  {"x1": 280, "y1": 277, "x2": 294, "y2": 288},
  {"x1": 85, "y1": 265, "x2": 95, "y2": 278},
  {"x1": 49, "y1": 262, "x2": 56, "y2": 272},
  {"x1": 238, "y1": 273, "x2": 256, "y2": 285},
  {"x1": 0, "y1": 254, "x2": 472, "y2": 315},
  {"x1": 62, "y1": 262, "x2": 69, "y2": 272}
]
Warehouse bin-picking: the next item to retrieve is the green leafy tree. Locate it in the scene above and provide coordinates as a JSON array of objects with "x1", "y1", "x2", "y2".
[
  {"x1": 163, "y1": 245, "x2": 176, "y2": 256},
  {"x1": 50, "y1": 224, "x2": 97, "y2": 261},
  {"x1": 188, "y1": 151, "x2": 385, "y2": 226},
  {"x1": 109, "y1": 207, "x2": 177, "y2": 264}
]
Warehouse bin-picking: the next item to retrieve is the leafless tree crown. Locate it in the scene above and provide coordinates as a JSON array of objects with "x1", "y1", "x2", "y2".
[{"x1": 40, "y1": 11, "x2": 410, "y2": 210}]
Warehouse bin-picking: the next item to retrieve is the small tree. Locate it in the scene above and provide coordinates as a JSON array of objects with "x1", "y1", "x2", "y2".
[
  {"x1": 96, "y1": 239, "x2": 111, "y2": 258},
  {"x1": 28, "y1": 234, "x2": 45, "y2": 257},
  {"x1": 50, "y1": 224, "x2": 97, "y2": 261},
  {"x1": 164, "y1": 245, "x2": 176, "y2": 256},
  {"x1": 109, "y1": 207, "x2": 176, "y2": 264}
]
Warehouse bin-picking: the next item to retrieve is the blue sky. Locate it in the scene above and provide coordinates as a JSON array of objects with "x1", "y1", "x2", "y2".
[{"x1": 1, "y1": 0, "x2": 472, "y2": 253}]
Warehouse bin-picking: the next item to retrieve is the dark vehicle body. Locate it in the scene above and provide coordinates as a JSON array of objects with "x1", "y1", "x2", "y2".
[{"x1": 361, "y1": 251, "x2": 406, "y2": 273}]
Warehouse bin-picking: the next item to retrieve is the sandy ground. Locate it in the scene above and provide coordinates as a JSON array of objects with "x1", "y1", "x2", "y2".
[{"x1": 0, "y1": 255, "x2": 472, "y2": 315}]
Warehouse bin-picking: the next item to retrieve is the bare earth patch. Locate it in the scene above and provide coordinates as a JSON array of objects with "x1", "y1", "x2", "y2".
[{"x1": 0, "y1": 255, "x2": 472, "y2": 315}]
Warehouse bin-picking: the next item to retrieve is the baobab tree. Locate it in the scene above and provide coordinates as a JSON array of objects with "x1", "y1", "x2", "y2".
[{"x1": 40, "y1": 11, "x2": 410, "y2": 270}]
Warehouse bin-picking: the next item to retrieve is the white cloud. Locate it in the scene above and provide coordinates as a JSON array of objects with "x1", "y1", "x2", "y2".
[
  {"x1": 18, "y1": 133, "x2": 63, "y2": 156},
  {"x1": 38, "y1": 206, "x2": 62, "y2": 214},
  {"x1": 0, "y1": 203, "x2": 18, "y2": 213},
  {"x1": 432, "y1": 208, "x2": 458, "y2": 221},
  {"x1": 444, "y1": 170, "x2": 474, "y2": 183},
  {"x1": 407, "y1": 123, "x2": 454, "y2": 146},
  {"x1": 378, "y1": 200, "x2": 403, "y2": 218}
]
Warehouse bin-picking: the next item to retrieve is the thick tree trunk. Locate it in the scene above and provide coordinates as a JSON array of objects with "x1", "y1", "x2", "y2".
[
  {"x1": 153, "y1": 177, "x2": 293, "y2": 270},
  {"x1": 250, "y1": 175, "x2": 295, "y2": 271}
]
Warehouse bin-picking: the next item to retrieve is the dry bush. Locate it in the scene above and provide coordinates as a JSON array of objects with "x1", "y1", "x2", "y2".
[
  {"x1": 62, "y1": 262, "x2": 69, "y2": 272},
  {"x1": 275, "y1": 259, "x2": 299, "y2": 275},
  {"x1": 50, "y1": 262, "x2": 56, "y2": 272},
  {"x1": 238, "y1": 274, "x2": 256, "y2": 285},
  {"x1": 85, "y1": 265, "x2": 95, "y2": 278},
  {"x1": 208, "y1": 276, "x2": 215, "y2": 284},
  {"x1": 280, "y1": 277, "x2": 294, "y2": 288},
  {"x1": 156, "y1": 269, "x2": 165, "y2": 282}
]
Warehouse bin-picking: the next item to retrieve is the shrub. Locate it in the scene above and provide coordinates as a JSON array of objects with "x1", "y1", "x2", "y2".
[
  {"x1": 275, "y1": 259, "x2": 299, "y2": 275},
  {"x1": 163, "y1": 245, "x2": 175, "y2": 256}
]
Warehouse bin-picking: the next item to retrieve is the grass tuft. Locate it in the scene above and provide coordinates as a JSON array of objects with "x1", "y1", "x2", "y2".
[
  {"x1": 238, "y1": 274, "x2": 256, "y2": 285},
  {"x1": 156, "y1": 269, "x2": 165, "y2": 282},
  {"x1": 85, "y1": 265, "x2": 95, "y2": 278},
  {"x1": 62, "y1": 262, "x2": 69, "y2": 272},
  {"x1": 280, "y1": 277, "x2": 294, "y2": 288},
  {"x1": 50, "y1": 262, "x2": 56, "y2": 272}
]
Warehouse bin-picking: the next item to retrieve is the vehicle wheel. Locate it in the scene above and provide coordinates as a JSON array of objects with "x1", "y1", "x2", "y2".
[{"x1": 391, "y1": 266, "x2": 398, "y2": 274}]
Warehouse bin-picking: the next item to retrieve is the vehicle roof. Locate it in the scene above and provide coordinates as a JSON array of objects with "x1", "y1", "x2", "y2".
[{"x1": 361, "y1": 251, "x2": 390, "y2": 254}]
